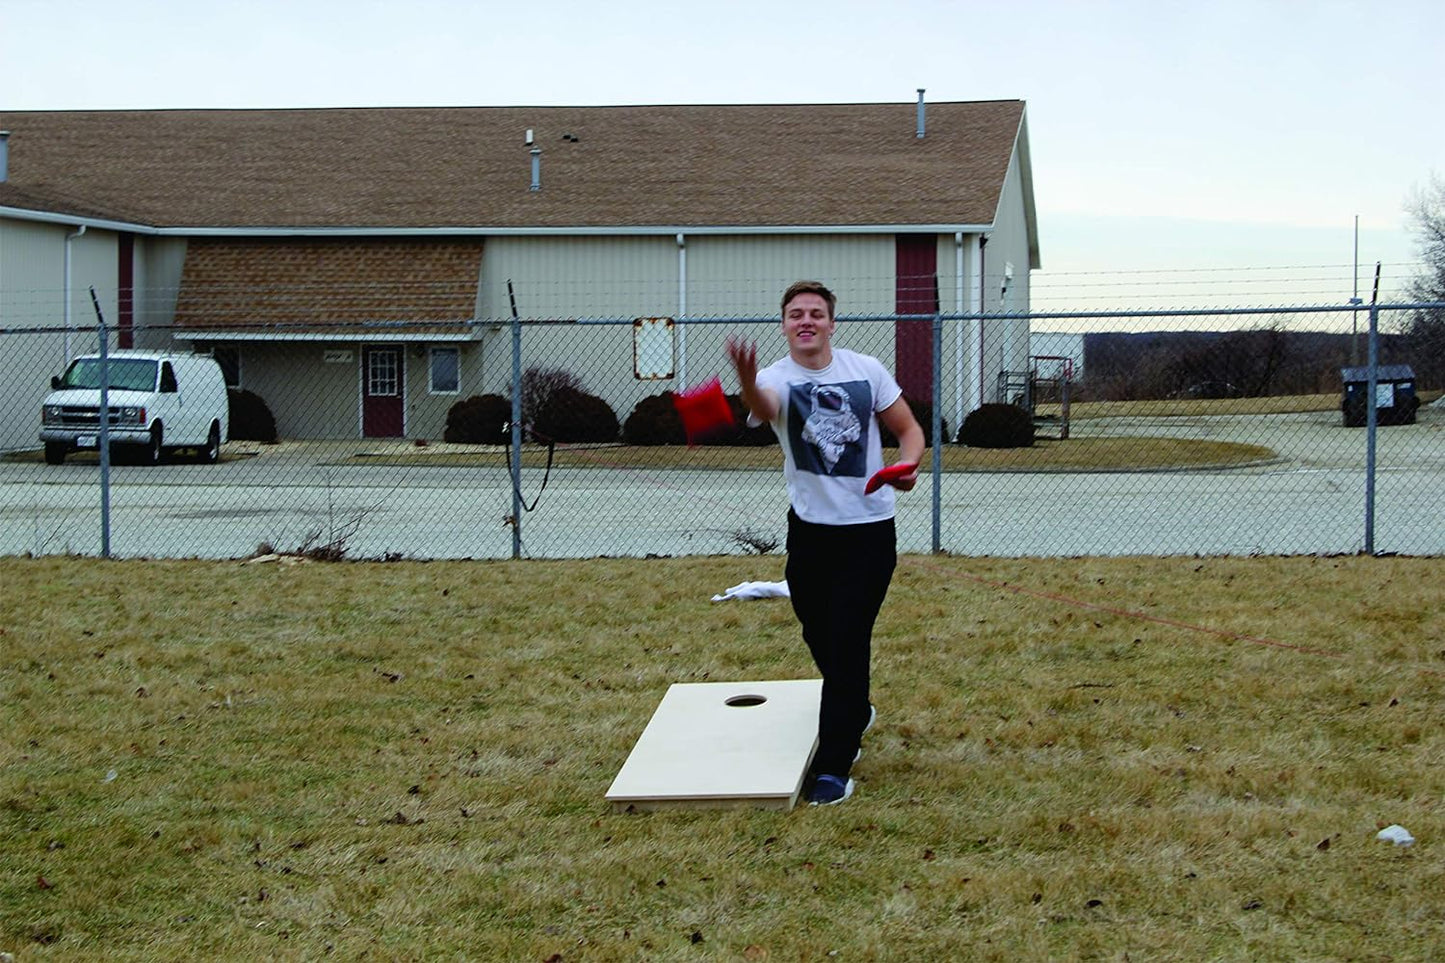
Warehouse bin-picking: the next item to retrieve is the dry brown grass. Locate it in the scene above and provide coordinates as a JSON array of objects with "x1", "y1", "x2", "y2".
[
  {"x1": 1, "y1": 554, "x2": 1442, "y2": 960},
  {"x1": 1050, "y1": 388, "x2": 1444, "y2": 420},
  {"x1": 335, "y1": 435, "x2": 1275, "y2": 473}
]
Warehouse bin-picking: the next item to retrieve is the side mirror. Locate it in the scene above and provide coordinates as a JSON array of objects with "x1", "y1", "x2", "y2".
[{"x1": 51, "y1": 375, "x2": 62, "y2": 390}]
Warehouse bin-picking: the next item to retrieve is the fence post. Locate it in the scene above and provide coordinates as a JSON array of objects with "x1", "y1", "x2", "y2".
[
  {"x1": 89, "y1": 286, "x2": 113, "y2": 559},
  {"x1": 931, "y1": 310, "x2": 943, "y2": 553},
  {"x1": 510, "y1": 298, "x2": 523, "y2": 560},
  {"x1": 1364, "y1": 302, "x2": 1378, "y2": 555}
]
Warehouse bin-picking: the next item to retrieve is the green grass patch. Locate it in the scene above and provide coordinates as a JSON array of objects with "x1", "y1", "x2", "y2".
[
  {"x1": 1, "y1": 555, "x2": 1441, "y2": 959},
  {"x1": 340, "y1": 436, "x2": 1275, "y2": 473}
]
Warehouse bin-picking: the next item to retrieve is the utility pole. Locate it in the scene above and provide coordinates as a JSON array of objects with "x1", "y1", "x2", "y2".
[{"x1": 1349, "y1": 215, "x2": 1362, "y2": 366}]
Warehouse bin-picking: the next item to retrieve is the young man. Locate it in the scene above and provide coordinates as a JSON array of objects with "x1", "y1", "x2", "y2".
[{"x1": 727, "y1": 280, "x2": 925, "y2": 805}]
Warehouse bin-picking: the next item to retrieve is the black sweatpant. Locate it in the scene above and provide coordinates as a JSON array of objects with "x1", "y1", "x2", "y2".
[{"x1": 785, "y1": 509, "x2": 898, "y2": 778}]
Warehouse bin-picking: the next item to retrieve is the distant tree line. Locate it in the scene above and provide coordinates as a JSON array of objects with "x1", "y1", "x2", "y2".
[{"x1": 1080, "y1": 327, "x2": 1416, "y2": 401}]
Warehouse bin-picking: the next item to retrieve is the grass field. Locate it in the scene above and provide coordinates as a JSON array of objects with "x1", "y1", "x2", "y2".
[
  {"x1": 2, "y1": 554, "x2": 1441, "y2": 961},
  {"x1": 333, "y1": 435, "x2": 1277, "y2": 474}
]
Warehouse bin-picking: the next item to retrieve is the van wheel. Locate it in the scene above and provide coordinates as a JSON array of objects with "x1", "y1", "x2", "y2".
[
  {"x1": 44, "y1": 442, "x2": 66, "y2": 465},
  {"x1": 143, "y1": 424, "x2": 164, "y2": 466},
  {"x1": 202, "y1": 422, "x2": 221, "y2": 464}
]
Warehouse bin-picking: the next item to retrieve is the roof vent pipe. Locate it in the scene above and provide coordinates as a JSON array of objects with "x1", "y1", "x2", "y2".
[
  {"x1": 529, "y1": 147, "x2": 541, "y2": 192},
  {"x1": 916, "y1": 89, "x2": 926, "y2": 139},
  {"x1": 0, "y1": 131, "x2": 9, "y2": 182}
]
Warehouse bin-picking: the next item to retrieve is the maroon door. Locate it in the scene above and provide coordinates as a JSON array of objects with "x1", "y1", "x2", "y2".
[
  {"x1": 362, "y1": 346, "x2": 405, "y2": 437},
  {"x1": 895, "y1": 235, "x2": 938, "y2": 401}
]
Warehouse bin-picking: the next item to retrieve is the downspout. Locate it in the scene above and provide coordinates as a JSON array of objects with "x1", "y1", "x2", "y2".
[
  {"x1": 977, "y1": 235, "x2": 988, "y2": 405},
  {"x1": 953, "y1": 232, "x2": 964, "y2": 430},
  {"x1": 64, "y1": 224, "x2": 87, "y2": 362},
  {"x1": 966, "y1": 234, "x2": 985, "y2": 410},
  {"x1": 676, "y1": 233, "x2": 687, "y2": 386}
]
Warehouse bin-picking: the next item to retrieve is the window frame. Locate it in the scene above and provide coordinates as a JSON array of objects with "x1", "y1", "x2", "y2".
[{"x1": 427, "y1": 345, "x2": 461, "y2": 395}]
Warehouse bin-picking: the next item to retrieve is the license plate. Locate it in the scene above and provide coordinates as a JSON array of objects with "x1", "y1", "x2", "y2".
[{"x1": 76, "y1": 435, "x2": 97, "y2": 448}]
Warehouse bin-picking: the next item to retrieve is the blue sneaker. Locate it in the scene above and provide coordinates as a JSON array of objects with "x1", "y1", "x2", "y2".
[{"x1": 808, "y1": 774, "x2": 855, "y2": 806}]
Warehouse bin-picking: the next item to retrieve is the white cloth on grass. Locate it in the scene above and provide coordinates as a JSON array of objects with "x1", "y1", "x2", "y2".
[{"x1": 711, "y1": 580, "x2": 791, "y2": 602}]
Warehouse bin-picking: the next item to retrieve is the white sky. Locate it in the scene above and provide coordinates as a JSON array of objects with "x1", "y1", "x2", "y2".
[{"x1": 3, "y1": 0, "x2": 1441, "y2": 324}]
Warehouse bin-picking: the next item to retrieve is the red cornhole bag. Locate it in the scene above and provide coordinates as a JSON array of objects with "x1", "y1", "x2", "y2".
[
  {"x1": 864, "y1": 462, "x2": 918, "y2": 495},
  {"x1": 672, "y1": 377, "x2": 735, "y2": 445}
]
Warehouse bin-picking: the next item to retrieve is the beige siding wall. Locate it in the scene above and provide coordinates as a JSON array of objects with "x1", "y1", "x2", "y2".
[
  {"x1": 237, "y1": 342, "x2": 364, "y2": 439},
  {"x1": 0, "y1": 218, "x2": 119, "y2": 450},
  {"x1": 406, "y1": 343, "x2": 486, "y2": 440},
  {"x1": 982, "y1": 148, "x2": 1034, "y2": 393},
  {"x1": 477, "y1": 233, "x2": 902, "y2": 431},
  {"x1": 478, "y1": 235, "x2": 678, "y2": 427},
  {"x1": 682, "y1": 234, "x2": 898, "y2": 387},
  {"x1": 683, "y1": 234, "x2": 895, "y2": 317},
  {"x1": 219, "y1": 339, "x2": 487, "y2": 440},
  {"x1": 931, "y1": 232, "x2": 978, "y2": 433},
  {"x1": 0, "y1": 330, "x2": 62, "y2": 452},
  {"x1": 992, "y1": 149, "x2": 1033, "y2": 312},
  {"x1": 71, "y1": 231, "x2": 119, "y2": 339},
  {"x1": 134, "y1": 237, "x2": 188, "y2": 349},
  {"x1": 2, "y1": 218, "x2": 65, "y2": 333}
]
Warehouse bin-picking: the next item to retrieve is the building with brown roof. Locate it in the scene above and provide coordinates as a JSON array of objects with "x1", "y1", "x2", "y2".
[{"x1": 0, "y1": 96, "x2": 1038, "y2": 446}]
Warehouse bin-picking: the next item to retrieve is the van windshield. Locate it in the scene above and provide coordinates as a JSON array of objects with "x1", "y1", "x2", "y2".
[{"x1": 61, "y1": 358, "x2": 159, "y2": 392}]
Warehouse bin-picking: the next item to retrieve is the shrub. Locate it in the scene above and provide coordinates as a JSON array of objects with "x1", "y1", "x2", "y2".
[
  {"x1": 623, "y1": 393, "x2": 685, "y2": 446},
  {"x1": 621, "y1": 392, "x2": 777, "y2": 447},
  {"x1": 721, "y1": 394, "x2": 778, "y2": 447},
  {"x1": 227, "y1": 388, "x2": 277, "y2": 443},
  {"x1": 957, "y1": 403, "x2": 1035, "y2": 448},
  {"x1": 880, "y1": 396, "x2": 948, "y2": 448},
  {"x1": 518, "y1": 366, "x2": 585, "y2": 439},
  {"x1": 533, "y1": 386, "x2": 619, "y2": 443},
  {"x1": 444, "y1": 394, "x2": 511, "y2": 445}
]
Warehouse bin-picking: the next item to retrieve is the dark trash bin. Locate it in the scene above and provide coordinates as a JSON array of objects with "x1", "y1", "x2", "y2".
[{"x1": 1341, "y1": 364, "x2": 1419, "y2": 427}]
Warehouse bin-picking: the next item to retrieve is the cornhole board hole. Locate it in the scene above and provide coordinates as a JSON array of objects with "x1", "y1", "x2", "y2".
[{"x1": 606, "y1": 679, "x2": 822, "y2": 812}]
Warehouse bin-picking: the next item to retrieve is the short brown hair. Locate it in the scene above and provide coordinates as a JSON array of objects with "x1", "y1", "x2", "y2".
[{"x1": 781, "y1": 280, "x2": 837, "y2": 319}]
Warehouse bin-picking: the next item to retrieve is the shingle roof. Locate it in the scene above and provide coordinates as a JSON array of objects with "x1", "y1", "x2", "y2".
[
  {"x1": 0, "y1": 101, "x2": 1026, "y2": 230},
  {"x1": 173, "y1": 238, "x2": 486, "y2": 333},
  {"x1": 0, "y1": 181, "x2": 141, "y2": 223}
]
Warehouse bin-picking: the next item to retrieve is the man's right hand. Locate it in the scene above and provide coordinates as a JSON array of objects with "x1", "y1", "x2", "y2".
[
  {"x1": 725, "y1": 336, "x2": 779, "y2": 424},
  {"x1": 726, "y1": 335, "x2": 757, "y2": 386}
]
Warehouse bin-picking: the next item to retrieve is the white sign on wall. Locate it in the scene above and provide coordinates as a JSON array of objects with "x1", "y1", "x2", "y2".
[
  {"x1": 633, "y1": 317, "x2": 675, "y2": 380},
  {"x1": 323, "y1": 349, "x2": 354, "y2": 364}
]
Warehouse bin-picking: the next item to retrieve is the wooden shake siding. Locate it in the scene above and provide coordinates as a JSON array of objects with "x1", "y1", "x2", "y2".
[{"x1": 174, "y1": 238, "x2": 485, "y2": 333}]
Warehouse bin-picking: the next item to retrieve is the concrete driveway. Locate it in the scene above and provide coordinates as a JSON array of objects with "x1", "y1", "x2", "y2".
[{"x1": 1, "y1": 408, "x2": 1440, "y2": 559}]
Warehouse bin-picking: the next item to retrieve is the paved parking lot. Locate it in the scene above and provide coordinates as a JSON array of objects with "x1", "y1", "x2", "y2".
[{"x1": 1, "y1": 408, "x2": 1441, "y2": 559}]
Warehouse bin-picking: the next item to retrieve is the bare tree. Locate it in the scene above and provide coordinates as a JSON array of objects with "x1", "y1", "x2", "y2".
[{"x1": 1404, "y1": 175, "x2": 1445, "y2": 387}]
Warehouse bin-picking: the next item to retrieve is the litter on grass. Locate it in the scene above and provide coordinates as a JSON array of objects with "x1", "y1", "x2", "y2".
[
  {"x1": 1376, "y1": 825, "x2": 1415, "y2": 846},
  {"x1": 712, "y1": 580, "x2": 790, "y2": 602}
]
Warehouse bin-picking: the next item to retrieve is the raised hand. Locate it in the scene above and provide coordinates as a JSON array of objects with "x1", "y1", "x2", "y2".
[{"x1": 726, "y1": 335, "x2": 758, "y2": 388}]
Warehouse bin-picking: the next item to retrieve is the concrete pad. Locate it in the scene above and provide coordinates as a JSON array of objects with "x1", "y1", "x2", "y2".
[{"x1": 606, "y1": 679, "x2": 822, "y2": 812}]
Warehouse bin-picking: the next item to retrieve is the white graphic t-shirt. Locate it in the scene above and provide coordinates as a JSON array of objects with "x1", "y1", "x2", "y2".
[{"x1": 751, "y1": 348, "x2": 904, "y2": 525}]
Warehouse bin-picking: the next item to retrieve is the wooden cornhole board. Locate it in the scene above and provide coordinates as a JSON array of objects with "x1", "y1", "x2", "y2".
[{"x1": 606, "y1": 679, "x2": 822, "y2": 812}]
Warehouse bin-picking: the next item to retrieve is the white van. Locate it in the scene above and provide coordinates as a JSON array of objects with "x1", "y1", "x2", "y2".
[{"x1": 39, "y1": 351, "x2": 230, "y2": 465}]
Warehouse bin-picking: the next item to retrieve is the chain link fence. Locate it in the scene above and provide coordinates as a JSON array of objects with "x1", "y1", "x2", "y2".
[{"x1": 1, "y1": 295, "x2": 1441, "y2": 560}]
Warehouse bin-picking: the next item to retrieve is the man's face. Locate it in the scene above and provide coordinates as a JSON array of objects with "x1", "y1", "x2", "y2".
[{"x1": 782, "y1": 292, "x2": 835, "y2": 365}]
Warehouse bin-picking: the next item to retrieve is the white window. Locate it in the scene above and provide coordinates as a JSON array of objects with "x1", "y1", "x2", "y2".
[
  {"x1": 368, "y1": 350, "x2": 399, "y2": 396},
  {"x1": 429, "y1": 346, "x2": 460, "y2": 394}
]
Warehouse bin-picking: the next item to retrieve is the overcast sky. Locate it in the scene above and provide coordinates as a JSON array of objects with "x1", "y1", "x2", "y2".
[{"x1": 3, "y1": 0, "x2": 1440, "y2": 324}]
